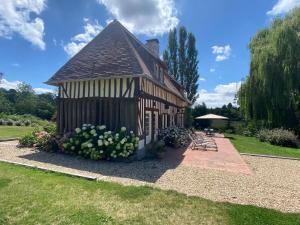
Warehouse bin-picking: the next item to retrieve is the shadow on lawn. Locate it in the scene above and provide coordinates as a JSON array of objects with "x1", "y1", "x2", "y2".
[{"x1": 19, "y1": 146, "x2": 187, "y2": 183}]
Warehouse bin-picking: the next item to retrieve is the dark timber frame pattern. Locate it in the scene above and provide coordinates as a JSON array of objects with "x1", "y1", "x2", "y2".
[{"x1": 56, "y1": 76, "x2": 187, "y2": 136}]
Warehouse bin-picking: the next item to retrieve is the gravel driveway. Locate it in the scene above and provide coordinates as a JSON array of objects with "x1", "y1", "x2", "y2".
[{"x1": 0, "y1": 141, "x2": 299, "y2": 213}]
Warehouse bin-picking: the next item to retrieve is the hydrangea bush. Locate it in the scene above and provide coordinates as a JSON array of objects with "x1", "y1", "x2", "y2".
[
  {"x1": 62, "y1": 124, "x2": 139, "y2": 160},
  {"x1": 158, "y1": 127, "x2": 190, "y2": 147}
]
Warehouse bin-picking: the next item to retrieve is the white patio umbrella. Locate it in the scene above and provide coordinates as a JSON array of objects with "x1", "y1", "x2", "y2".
[{"x1": 195, "y1": 114, "x2": 228, "y2": 120}]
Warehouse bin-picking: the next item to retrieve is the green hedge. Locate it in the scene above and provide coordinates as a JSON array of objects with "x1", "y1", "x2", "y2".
[{"x1": 256, "y1": 128, "x2": 299, "y2": 148}]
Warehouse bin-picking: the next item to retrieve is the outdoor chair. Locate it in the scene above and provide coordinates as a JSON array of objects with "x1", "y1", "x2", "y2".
[
  {"x1": 188, "y1": 133, "x2": 207, "y2": 150},
  {"x1": 189, "y1": 132, "x2": 218, "y2": 151}
]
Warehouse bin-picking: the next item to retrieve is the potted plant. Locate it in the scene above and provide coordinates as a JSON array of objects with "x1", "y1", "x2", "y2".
[{"x1": 154, "y1": 140, "x2": 166, "y2": 159}]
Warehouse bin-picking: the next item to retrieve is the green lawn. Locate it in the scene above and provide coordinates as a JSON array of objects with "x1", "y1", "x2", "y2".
[
  {"x1": 225, "y1": 133, "x2": 300, "y2": 159},
  {"x1": 0, "y1": 126, "x2": 35, "y2": 140},
  {"x1": 0, "y1": 162, "x2": 299, "y2": 225}
]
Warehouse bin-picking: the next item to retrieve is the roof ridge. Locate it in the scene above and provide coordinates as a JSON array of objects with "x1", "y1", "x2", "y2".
[
  {"x1": 113, "y1": 21, "x2": 185, "y2": 89},
  {"x1": 113, "y1": 20, "x2": 166, "y2": 65}
]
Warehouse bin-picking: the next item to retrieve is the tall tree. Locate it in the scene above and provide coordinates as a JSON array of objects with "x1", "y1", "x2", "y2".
[
  {"x1": 178, "y1": 26, "x2": 187, "y2": 86},
  {"x1": 185, "y1": 33, "x2": 199, "y2": 103},
  {"x1": 163, "y1": 27, "x2": 200, "y2": 103},
  {"x1": 163, "y1": 51, "x2": 171, "y2": 74},
  {"x1": 163, "y1": 28, "x2": 178, "y2": 80},
  {"x1": 238, "y1": 8, "x2": 300, "y2": 132}
]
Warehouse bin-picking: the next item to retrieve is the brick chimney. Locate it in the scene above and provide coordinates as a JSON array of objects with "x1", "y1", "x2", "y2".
[{"x1": 145, "y1": 39, "x2": 159, "y2": 57}]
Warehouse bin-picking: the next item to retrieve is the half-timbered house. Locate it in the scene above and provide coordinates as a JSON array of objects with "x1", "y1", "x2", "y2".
[{"x1": 46, "y1": 20, "x2": 190, "y2": 155}]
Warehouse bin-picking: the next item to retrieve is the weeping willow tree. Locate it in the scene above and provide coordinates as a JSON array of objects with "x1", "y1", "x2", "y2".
[{"x1": 239, "y1": 8, "x2": 300, "y2": 132}]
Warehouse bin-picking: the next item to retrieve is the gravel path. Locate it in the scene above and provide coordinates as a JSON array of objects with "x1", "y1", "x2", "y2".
[{"x1": 0, "y1": 141, "x2": 299, "y2": 213}]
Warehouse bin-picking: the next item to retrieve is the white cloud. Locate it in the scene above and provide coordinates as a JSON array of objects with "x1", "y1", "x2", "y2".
[
  {"x1": 64, "y1": 19, "x2": 103, "y2": 57},
  {"x1": 33, "y1": 87, "x2": 54, "y2": 94},
  {"x1": 199, "y1": 78, "x2": 206, "y2": 81},
  {"x1": 209, "y1": 68, "x2": 216, "y2": 72},
  {"x1": 212, "y1": 45, "x2": 231, "y2": 62},
  {"x1": 98, "y1": 0, "x2": 179, "y2": 36},
  {"x1": 196, "y1": 82, "x2": 241, "y2": 108},
  {"x1": 0, "y1": 0, "x2": 46, "y2": 50},
  {"x1": 0, "y1": 79, "x2": 54, "y2": 94},
  {"x1": 11, "y1": 63, "x2": 20, "y2": 67},
  {"x1": 267, "y1": 0, "x2": 300, "y2": 15},
  {"x1": 0, "y1": 79, "x2": 21, "y2": 90}
]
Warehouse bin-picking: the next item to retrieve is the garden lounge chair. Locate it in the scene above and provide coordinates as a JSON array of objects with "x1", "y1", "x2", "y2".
[
  {"x1": 189, "y1": 132, "x2": 218, "y2": 151},
  {"x1": 188, "y1": 133, "x2": 207, "y2": 150}
]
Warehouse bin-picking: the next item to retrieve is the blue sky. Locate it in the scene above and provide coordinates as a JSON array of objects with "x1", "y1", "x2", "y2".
[{"x1": 0, "y1": 0, "x2": 299, "y2": 107}]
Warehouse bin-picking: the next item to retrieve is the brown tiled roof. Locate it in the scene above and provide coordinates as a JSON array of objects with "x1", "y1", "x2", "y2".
[{"x1": 46, "y1": 20, "x2": 189, "y2": 103}]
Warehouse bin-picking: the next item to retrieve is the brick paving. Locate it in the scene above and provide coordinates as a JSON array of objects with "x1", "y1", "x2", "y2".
[{"x1": 166, "y1": 135, "x2": 252, "y2": 174}]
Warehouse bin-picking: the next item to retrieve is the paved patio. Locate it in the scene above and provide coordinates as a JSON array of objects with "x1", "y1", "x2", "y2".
[{"x1": 165, "y1": 134, "x2": 251, "y2": 174}]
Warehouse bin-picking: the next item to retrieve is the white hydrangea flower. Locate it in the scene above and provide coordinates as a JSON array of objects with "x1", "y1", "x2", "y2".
[
  {"x1": 71, "y1": 146, "x2": 75, "y2": 150},
  {"x1": 87, "y1": 143, "x2": 93, "y2": 148},
  {"x1": 99, "y1": 135, "x2": 103, "y2": 139},
  {"x1": 98, "y1": 140, "x2": 103, "y2": 146},
  {"x1": 121, "y1": 127, "x2": 126, "y2": 132},
  {"x1": 75, "y1": 128, "x2": 81, "y2": 133},
  {"x1": 130, "y1": 131, "x2": 133, "y2": 134},
  {"x1": 90, "y1": 129, "x2": 96, "y2": 135},
  {"x1": 135, "y1": 137, "x2": 139, "y2": 141},
  {"x1": 107, "y1": 131, "x2": 112, "y2": 135},
  {"x1": 100, "y1": 150, "x2": 103, "y2": 153},
  {"x1": 82, "y1": 127, "x2": 87, "y2": 131},
  {"x1": 108, "y1": 138, "x2": 112, "y2": 142},
  {"x1": 104, "y1": 141, "x2": 109, "y2": 146},
  {"x1": 91, "y1": 125, "x2": 95, "y2": 129},
  {"x1": 100, "y1": 125, "x2": 106, "y2": 130}
]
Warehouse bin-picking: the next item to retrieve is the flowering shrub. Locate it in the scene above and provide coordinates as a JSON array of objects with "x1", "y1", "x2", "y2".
[
  {"x1": 6, "y1": 119, "x2": 14, "y2": 126},
  {"x1": 19, "y1": 132, "x2": 38, "y2": 147},
  {"x1": 19, "y1": 124, "x2": 58, "y2": 152},
  {"x1": 62, "y1": 124, "x2": 139, "y2": 160},
  {"x1": 257, "y1": 128, "x2": 299, "y2": 148},
  {"x1": 158, "y1": 127, "x2": 190, "y2": 147},
  {"x1": 35, "y1": 130, "x2": 58, "y2": 152}
]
